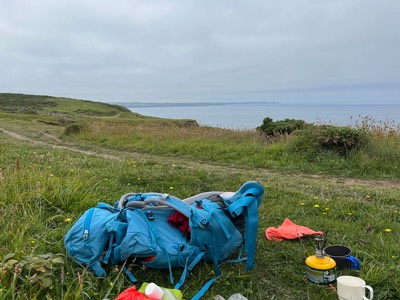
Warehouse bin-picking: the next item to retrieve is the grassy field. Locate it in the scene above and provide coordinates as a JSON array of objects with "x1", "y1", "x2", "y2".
[{"x1": 0, "y1": 94, "x2": 399, "y2": 299}]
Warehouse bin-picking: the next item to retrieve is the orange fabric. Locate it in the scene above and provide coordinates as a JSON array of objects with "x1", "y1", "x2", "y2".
[
  {"x1": 265, "y1": 218, "x2": 323, "y2": 241},
  {"x1": 115, "y1": 286, "x2": 149, "y2": 300}
]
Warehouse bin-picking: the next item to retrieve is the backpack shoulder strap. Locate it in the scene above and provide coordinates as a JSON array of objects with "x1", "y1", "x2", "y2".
[
  {"x1": 117, "y1": 193, "x2": 193, "y2": 217},
  {"x1": 143, "y1": 194, "x2": 193, "y2": 217},
  {"x1": 144, "y1": 195, "x2": 214, "y2": 231},
  {"x1": 224, "y1": 181, "x2": 265, "y2": 271},
  {"x1": 119, "y1": 193, "x2": 213, "y2": 230},
  {"x1": 182, "y1": 191, "x2": 224, "y2": 205},
  {"x1": 223, "y1": 181, "x2": 264, "y2": 207}
]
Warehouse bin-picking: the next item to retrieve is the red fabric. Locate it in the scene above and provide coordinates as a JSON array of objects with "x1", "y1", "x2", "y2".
[
  {"x1": 141, "y1": 256, "x2": 156, "y2": 262},
  {"x1": 265, "y1": 218, "x2": 323, "y2": 241},
  {"x1": 115, "y1": 286, "x2": 149, "y2": 300},
  {"x1": 168, "y1": 212, "x2": 191, "y2": 238}
]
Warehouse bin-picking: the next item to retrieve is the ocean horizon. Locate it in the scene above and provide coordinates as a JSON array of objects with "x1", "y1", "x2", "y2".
[{"x1": 119, "y1": 102, "x2": 400, "y2": 130}]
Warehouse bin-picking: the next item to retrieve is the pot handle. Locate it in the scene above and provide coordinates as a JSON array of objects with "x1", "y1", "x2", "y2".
[{"x1": 344, "y1": 255, "x2": 360, "y2": 270}]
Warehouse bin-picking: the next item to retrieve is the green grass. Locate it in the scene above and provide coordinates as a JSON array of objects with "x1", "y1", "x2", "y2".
[{"x1": 0, "y1": 94, "x2": 399, "y2": 299}]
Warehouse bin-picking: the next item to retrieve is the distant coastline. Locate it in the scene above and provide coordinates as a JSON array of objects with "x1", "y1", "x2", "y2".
[{"x1": 113, "y1": 101, "x2": 279, "y2": 108}]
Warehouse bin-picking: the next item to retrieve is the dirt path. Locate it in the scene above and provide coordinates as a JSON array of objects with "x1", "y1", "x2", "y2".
[
  {"x1": 0, "y1": 127, "x2": 118, "y2": 160},
  {"x1": 1, "y1": 126, "x2": 400, "y2": 189},
  {"x1": 40, "y1": 131, "x2": 64, "y2": 143}
]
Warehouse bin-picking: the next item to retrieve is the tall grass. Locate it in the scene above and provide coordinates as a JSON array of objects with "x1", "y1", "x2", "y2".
[{"x1": 61, "y1": 117, "x2": 400, "y2": 179}]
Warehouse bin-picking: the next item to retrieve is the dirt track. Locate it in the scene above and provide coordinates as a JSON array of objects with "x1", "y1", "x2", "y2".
[{"x1": 0, "y1": 127, "x2": 118, "y2": 160}]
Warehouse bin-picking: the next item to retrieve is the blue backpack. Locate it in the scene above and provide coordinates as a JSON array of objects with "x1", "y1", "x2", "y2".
[{"x1": 64, "y1": 181, "x2": 265, "y2": 299}]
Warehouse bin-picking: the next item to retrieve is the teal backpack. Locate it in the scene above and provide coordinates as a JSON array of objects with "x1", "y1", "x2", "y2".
[{"x1": 64, "y1": 181, "x2": 265, "y2": 299}]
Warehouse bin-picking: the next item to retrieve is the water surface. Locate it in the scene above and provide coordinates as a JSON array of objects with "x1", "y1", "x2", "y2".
[{"x1": 126, "y1": 102, "x2": 400, "y2": 129}]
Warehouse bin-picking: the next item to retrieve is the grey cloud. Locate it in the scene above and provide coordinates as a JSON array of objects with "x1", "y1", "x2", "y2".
[{"x1": 0, "y1": 0, "x2": 399, "y2": 103}]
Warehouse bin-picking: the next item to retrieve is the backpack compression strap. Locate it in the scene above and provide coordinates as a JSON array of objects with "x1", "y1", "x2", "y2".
[{"x1": 89, "y1": 261, "x2": 107, "y2": 278}]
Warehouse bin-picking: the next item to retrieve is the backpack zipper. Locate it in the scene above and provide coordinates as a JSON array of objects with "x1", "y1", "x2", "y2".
[{"x1": 83, "y1": 208, "x2": 95, "y2": 240}]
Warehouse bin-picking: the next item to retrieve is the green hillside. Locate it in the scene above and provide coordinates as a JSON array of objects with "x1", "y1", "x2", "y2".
[{"x1": 0, "y1": 93, "x2": 131, "y2": 116}]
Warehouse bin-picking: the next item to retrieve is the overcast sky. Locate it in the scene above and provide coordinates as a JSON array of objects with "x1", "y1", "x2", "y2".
[{"x1": 1, "y1": 0, "x2": 399, "y2": 104}]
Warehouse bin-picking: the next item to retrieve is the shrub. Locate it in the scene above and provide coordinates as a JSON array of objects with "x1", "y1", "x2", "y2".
[
  {"x1": 64, "y1": 123, "x2": 86, "y2": 135},
  {"x1": 257, "y1": 117, "x2": 307, "y2": 137},
  {"x1": 288, "y1": 125, "x2": 370, "y2": 156},
  {"x1": 317, "y1": 125, "x2": 370, "y2": 155}
]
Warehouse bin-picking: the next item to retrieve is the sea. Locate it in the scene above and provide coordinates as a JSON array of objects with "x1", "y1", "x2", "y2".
[{"x1": 123, "y1": 102, "x2": 400, "y2": 130}]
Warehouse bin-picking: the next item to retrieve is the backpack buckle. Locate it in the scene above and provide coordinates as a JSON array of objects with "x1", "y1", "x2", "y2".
[
  {"x1": 200, "y1": 219, "x2": 210, "y2": 227},
  {"x1": 146, "y1": 211, "x2": 155, "y2": 221}
]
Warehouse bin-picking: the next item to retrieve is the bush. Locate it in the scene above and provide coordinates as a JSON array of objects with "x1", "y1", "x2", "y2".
[
  {"x1": 257, "y1": 117, "x2": 307, "y2": 137},
  {"x1": 64, "y1": 123, "x2": 86, "y2": 135},
  {"x1": 317, "y1": 125, "x2": 370, "y2": 155},
  {"x1": 288, "y1": 125, "x2": 370, "y2": 156}
]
